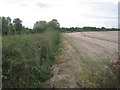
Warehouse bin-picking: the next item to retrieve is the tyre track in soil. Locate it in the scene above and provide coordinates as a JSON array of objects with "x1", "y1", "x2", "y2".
[
  {"x1": 82, "y1": 33, "x2": 118, "y2": 44},
  {"x1": 48, "y1": 31, "x2": 118, "y2": 88},
  {"x1": 65, "y1": 32, "x2": 118, "y2": 61},
  {"x1": 49, "y1": 36, "x2": 83, "y2": 88}
]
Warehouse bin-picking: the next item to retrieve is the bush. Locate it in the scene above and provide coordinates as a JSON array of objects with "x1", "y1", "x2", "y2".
[
  {"x1": 79, "y1": 60, "x2": 118, "y2": 88},
  {"x1": 2, "y1": 30, "x2": 61, "y2": 88}
]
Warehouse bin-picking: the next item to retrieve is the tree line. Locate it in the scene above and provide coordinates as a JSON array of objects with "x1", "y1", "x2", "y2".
[
  {"x1": 1, "y1": 16, "x2": 60, "y2": 36},
  {"x1": 1, "y1": 16, "x2": 119, "y2": 35},
  {"x1": 61, "y1": 27, "x2": 119, "y2": 33}
]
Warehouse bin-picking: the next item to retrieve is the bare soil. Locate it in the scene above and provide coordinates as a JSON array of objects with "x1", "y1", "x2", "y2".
[
  {"x1": 49, "y1": 31, "x2": 118, "y2": 88},
  {"x1": 64, "y1": 31, "x2": 118, "y2": 61}
]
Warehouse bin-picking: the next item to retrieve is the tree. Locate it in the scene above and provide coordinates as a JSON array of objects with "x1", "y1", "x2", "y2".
[
  {"x1": 13, "y1": 18, "x2": 23, "y2": 34},
  {"x1": 47, "y1": 19, "x2": 60, "y2": 29},
  {"x1": 33, "y1": 21, "x2": 47, "y2": 33},
  {"x1": 101, "y1": 27, "x2": 105, "y2": 31},
  {"x1": 2, "y1": 17, "x2": 12, "y2": 35},
  {"x1": 9, "y1": 23, "x2": 15, "y2": 35},
  {"x1": 33, "y1": 19, "x2": 60, "y2": 33}
]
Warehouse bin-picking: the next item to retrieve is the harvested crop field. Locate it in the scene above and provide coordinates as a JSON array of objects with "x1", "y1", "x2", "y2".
[
  {"x1": 50, "y1": 31, "x2": 119, "y2": 88},
  {"x1": 64, "y1": 31, "x2": 118, "y2": 61}
]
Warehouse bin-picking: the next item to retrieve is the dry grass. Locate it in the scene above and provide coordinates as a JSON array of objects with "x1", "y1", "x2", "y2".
[{"x1": 50, "y1": 31, "x2": 118, "y2": 88}]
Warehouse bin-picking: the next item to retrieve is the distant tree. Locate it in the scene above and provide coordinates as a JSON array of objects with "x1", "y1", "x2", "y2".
[
  {"x1": 6, "y1": 17, "x2": 13, "y2": 35},
  {"x1": 21, "y1": 26, "x2": 34, "y2": 34},
  {"x1": 33, "y1": 19, "x2": 60, "y2": 33},
  {"x1": 13, "y1": 18, "x2": 23, "y2": 34},
  {"x1": 9, "y1": 23, "x2": 15, "y2": 35},
  {"x1": 33, "y1": 21, "x2": 47, "y2": 33},
  {"x1": 46, "y1": 19, "x2": 60, "y2": 30},
  {"x1": 101, "y1": 27, "x2": 105, "y2": 31},
  {"x1": 2, "y1": 17, "x2": 12, "y2": 35}
]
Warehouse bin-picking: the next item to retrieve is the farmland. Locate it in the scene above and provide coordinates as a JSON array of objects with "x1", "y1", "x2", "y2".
[
  {"x1": 50, "y1": 31, "x2": 118, "y2": 88},
  {"x1": 1, "y1": 16, "x2": 119, "y2": 88},
  {"x1": 65, "y1": 31, "x2": 118, "y2": 61}
]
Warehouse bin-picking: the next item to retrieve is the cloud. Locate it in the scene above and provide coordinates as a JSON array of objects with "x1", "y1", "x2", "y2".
[
  {"x1": 77, "y1": 1, "x2": 118, "y2": 28},
  {"x1": 20, "y1": 4, "x2": 28, "y2": 7},
  {"x1": 0, "y1": 0, "x2": 119, "y2": 28},
  {"x1": 118, "y1": 1, "x2": 120, "y2": 28},
  {"x1": 36, "y1": 2, "x2": 49, "y2": 8}
]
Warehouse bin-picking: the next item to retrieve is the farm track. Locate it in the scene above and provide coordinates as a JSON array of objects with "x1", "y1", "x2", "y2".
[{"x1": 49, "y1": 31, "x2": 118, "y2": 88}]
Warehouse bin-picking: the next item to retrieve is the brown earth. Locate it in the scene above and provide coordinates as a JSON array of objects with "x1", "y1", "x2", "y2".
[{"x1": 49, "y1": 31, "x2": 118, "y2": 88}]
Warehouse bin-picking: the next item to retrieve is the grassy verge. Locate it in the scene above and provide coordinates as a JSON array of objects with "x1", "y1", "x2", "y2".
[
  {"x1": 2, "y1": 29, "x2": 61, "y2": 88},
  {"x1": 78, "y1": 60, "x2": 118, "y2": 88}
]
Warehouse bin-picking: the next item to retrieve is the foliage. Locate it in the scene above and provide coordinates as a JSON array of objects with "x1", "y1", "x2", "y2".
[
  {"x1": 46, "y1": 19, "x2": 60, "y2": 29},
  {"x1": 13, "y1": 18, "x2": 23, "y2": 34},
  {"x1": 1, "y1": 15, "x2": 119, "y2": 88},
  {"x1": 1, "y1": 16, "x2": 119, "y2": 35},
  {"x1": 2, "y1": 17, "x2": 12, "y2": 35},
  {"x1": 61, "y1": 27, "x2": 119, "y2": 33},
  {"x1": 33, "y1": 21, "x2": 47, "y2": 33},
  {"x1": 79, "y1": 59, "x2": 119, "y2": 88},
  {"x1": 33, "y1": 19, "x2": 60, "y2": 33},
  {"x1": 2, "y1": 29, "x2": 61, "y2": 88},
  {"x1": 1, "y1": 17, "x2": 23, "y2": 35}
]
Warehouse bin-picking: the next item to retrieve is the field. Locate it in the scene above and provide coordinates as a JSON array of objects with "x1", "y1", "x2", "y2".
[
  {"x1": 1, "y1": 8, "x2": 119, "y2": 88},
  {"x1": 50, "y1": 31, "x2": 118, "y2": 88},
  {"x1": 64, "y1": 31, "x2": 118, "y2": 61}
]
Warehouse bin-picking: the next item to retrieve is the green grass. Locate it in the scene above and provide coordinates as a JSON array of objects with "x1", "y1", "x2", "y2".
[
  {"x1": 2, "y1": 29, "x2": 61, "y2": 88},
  {"x1": 78, "y1": 58, "x2": 118, "y2": 88}
]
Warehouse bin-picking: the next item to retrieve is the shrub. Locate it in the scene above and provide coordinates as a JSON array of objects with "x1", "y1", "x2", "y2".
[{"x1": 2, "y1": 30, "x2": 61, "y2": 88}]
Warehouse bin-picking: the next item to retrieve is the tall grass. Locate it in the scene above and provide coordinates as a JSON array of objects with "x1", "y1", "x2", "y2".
[
  {"x1": 2, "y1": 29, "x2": 61, "y2": 88},
  {"x1": 79, "y1": 58, "x2": 118, "y2": 88}
]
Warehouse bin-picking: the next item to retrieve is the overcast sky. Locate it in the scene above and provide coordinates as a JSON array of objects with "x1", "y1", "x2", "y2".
[{"x1": 0, "y1": 0, "x2": 119, "y2": 28}]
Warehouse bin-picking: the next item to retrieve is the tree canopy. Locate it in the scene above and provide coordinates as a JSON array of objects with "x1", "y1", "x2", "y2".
[
  {"x1": 13, "y1": 18, "x2": 23, "y2": 34},
  {"x1": 33, "y1": 19, "x2": 60, "y2": 33},
  {"x1": 1, "y1": 16, "x2": 119, "y2": 35}
]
